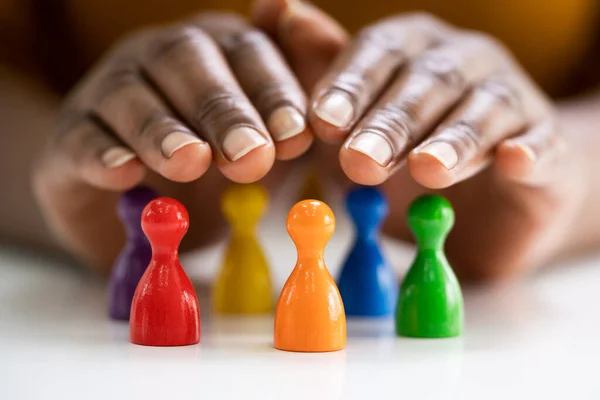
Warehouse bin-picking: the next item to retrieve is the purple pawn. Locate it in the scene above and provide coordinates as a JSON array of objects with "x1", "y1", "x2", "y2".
[{"x1": 108, "y1": 186, "x2": 159, "y2": 320}]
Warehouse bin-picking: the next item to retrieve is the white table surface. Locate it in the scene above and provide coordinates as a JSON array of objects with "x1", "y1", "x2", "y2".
[{"x1": 1, "y1": 197, "x2": 599, "y2": 399}]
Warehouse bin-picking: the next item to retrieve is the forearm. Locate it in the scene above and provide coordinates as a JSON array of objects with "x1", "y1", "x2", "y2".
[{"x1": 558, "y1": 89, "x2": 600, "y2": 256}]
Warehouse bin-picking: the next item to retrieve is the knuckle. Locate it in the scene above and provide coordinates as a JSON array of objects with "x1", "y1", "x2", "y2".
[
  {"x1": 402, "y1": 12, "x2": 442, "y2": 28},
  {"x1": 147, "y1": 25, "x2": 211, "y2": 61},
  {"x1": 355, "y1": 25, "x2": 407, "y2": 57},
  {"x1": 220, "y1": 28, "x2": 271, "y2": 61},
  {"x1": 325, "y1": 75, "x2": 364, "y2": 107},
  {"x1": 464, "y1": 31, "x2": 511, "y2": 58},
  {"x1": 190, "y1": 11, "x2": 245, "y2": 30},
  {"x1": 363, "y1": 101, "x2": 420, "y2": 145},
  {"x1": 355, "y1": 12, "x2": 451, "y2": 61},
  {"x1": 527, "y1": 119, "x2": 562, "y2": 152},
  {"x1": 138, "y1": 112, "x2": 187, "y2": 141},
  {"x1": 411, "y1": 50, "x2": 466, "y2": 90},
  {"x1": 191, "y1": 89, "x2": 251, "y2": 130},
  {"x1": 247, "y1": 79, "x2": 301, "y2": 113},
  {"x1": 437, "y1": 120, "x2": 481, "y2": 157},
  {"x1": 391, "y1": 12, "x2": 450, "y2": 36},
  {"x1": 382, "y1": 12, "x2": 438, "y2": 28},
  {"x1": 478, "y1": 32, "x2": 508, "y2": 53},
  {"x1": 328, "y1": 27, "x2": 406, "y2": 104},
  {"x1": 477, "y1": 76, "x2": 522, "y2": 111},
  {"x1": 50, "y1": 113, "x2": 97, "y2": 160},
  {"x1": 95, "y1": 61, "x2": 142, "y2": 103}
]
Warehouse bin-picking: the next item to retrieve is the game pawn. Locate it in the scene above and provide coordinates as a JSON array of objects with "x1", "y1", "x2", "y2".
[
  {"x1": 108, "y1": 186, "x2": 158, "y2": 320},
  {"x1": 395, "y1": 195, "x2": 464, "y2": 338},
  {"x1": 274, "y1": 200, "x2": 346, "y2": 352},
  {"x1": 130, "y1": 197, "x2": 201, "y2": 346},
  {"x1": 213, "y1": 183, "x2": 273, "y2": 314},
  {"x1": 337, "y1": 186, "x2": 397, "y2": 317}
]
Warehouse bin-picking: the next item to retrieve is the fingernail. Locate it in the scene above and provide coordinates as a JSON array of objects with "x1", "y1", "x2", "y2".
[
  {"x1": 348, "y1": 131, "x2": 393, "y2": 166},
  {"x1": 222, "y1": 126, "x2": 268, "y2": 161},
  {"x1": 415, "y1": 141, "x2": 459, "y2": 170},
  {"x1": 314, "y1": 91, "x2": 354, "y2": 128},
  {"x1": 504, "y1": 140, "x2": 537, "y2": 162},
  {"x1": 101, "y1": 147, "x2": 136, "y2": 168},
  {"x1": 267, "y1": 106, "x2": 306, "y2": 141},
  {"x1": 161, "y1": 131, "x2": 203, "y2": 158}
]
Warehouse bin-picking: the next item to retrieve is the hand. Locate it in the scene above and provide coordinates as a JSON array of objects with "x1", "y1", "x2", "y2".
[
  {"x1": 32, "y1": 12, "x2": 318, "y2": 270},
  {"x1": 256, "y1": 3, "x2": 586, "y2": 280}
]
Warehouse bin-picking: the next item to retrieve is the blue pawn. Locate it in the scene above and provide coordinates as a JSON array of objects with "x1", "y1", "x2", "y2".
[{"x1": 337, "y1": 187, "x2": 397, "y2": 317}]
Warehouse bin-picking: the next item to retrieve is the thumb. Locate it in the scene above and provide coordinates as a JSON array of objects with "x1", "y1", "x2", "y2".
[{"x1": 251, "y1": 0, "x2": 349, "y2": 91}]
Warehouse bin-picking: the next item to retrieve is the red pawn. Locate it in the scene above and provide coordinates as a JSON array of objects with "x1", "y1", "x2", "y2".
[{"x1": 130, "y1": 197, "x2": 200, "y2": 346}]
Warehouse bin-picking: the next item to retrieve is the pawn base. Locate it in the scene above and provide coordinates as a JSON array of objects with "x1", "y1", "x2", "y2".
[
  {"x1": 130, "y1": 338, "x2": 200, "y2": 347},
  {"x1": 274, "y1": 339, "x2": 345, "y2": 353}
]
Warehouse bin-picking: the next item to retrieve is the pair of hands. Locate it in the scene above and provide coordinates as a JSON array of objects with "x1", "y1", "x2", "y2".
[{"x1": 33, "y1": 0, "x2": 584, "y2": 279}]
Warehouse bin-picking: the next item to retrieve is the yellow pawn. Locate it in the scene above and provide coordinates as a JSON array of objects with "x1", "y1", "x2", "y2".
[{"x1": 213, "y1": 183, "x2": 273, "y2": 314}]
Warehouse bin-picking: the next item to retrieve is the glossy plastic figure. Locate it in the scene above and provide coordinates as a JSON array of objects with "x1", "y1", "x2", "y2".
[
  {"x1": 130, "y1": 197, "x2": 201, "y2": 346},
  {"x1": 337, "y1": 187, "x2": 397, "y2": 317},
  {"x1": 396, "y1": 195, "x2": 464, "y2": 338},
  {"x1": 274, "y1": 200, "x2": 346, "y2": 352},
  {"x1": 108, "y1": 186, "x2": 158, "y2": 320},
  {"x1": 213, "y1": 183, "x2": 273, "y2": 314}
]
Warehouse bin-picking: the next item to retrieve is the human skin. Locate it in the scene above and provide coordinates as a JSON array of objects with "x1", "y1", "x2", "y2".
[
  {"x1": 255, "y1": 1, "x2": 597, "y2": 280},
  {"x1": 0, "y1": 0, "x2": 597, "y2": 280}
]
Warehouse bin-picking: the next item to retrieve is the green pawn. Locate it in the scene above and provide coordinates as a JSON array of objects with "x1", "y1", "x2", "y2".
[{"x1": 395, "y1": 195, "x2": 464, "y2": 338}]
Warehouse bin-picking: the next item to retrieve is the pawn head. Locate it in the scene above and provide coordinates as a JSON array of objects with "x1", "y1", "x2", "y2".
[
  {"x1": 221, "y1": 183, "x2": 267, "y2": 230},
  {"x1": 141, "y1": 197, "x2": 189, "y2": 249},
  {"x1": 407, "y1": 195, "x2": 454, "y2": 249},
  {"x1": 287, "y1": 200, "x2": 335, "y2": 252},
  {"x1": 346, "y1": 186, "x2": 388, "y2": 233},
  {"x1": 117, "y1": 186, "x2": 159, "y2": 225}
]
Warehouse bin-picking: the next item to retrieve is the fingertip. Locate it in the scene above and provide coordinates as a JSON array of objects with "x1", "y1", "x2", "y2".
[
  {"x1": 278, "y1": 0, "x2": 348, "y2": 48},
  {"x1": 219, "y1": 143, "x2": 276, "y2": 183},
  {"x1": 83, "y1": 156, "x2": 146, "y2": 191},
  {"x1": 407, "y1": 151, "x2": 455, "y2": 189},
  {"x1": 309, "y1": 112, "x2": 350, "y2": 144},
  {"x1": 274, "y1": 129, "x2": 314, "y2": 160},
  {"x1": 158, "y1": 142, "x2": 213, "y2": 182},
  {"x1": 267, "y1": 106, "x2": 313, "y2": 159},
  {"x1": 495, "y1": 140, "x2": 536, "y2": 182},
  {"x1": 250, "y1": 0, "x2": 287, "y2": 33},
  {"x1": 339, "y1": 147, "x2": 389, "y2": 185}
]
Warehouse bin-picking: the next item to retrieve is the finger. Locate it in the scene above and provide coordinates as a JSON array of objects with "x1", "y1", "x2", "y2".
[
  {"x1": 340, "y1": 38, "x2": 509, "y2": 185},
  {"x1": 49, "y1": 114, "x2": 145, "y2": 190},
  {"x1": 92, "y1": 64, "x2": 212, "y2": 182},
  {"x1": 496, "y1": 121, "x2": 568, "y2": 186},
  {"x1": 34, "y1": 116, "x2": 143, "y2": 271},
  {"x1": 251, "y1": 0, "x2": 349, "y2": 91},
  {"x1": 142, "y1": 26, "x2": 275, "y2": 183},
  {"x1": 310, "y1": 14, "x2": 449, "y2": 143},
  {"x1": 193, "y1": 14, "x2": 312, "y2": 160},
  {"x1": 409, "y1": 76, "x2": 531, "y2": 188}
]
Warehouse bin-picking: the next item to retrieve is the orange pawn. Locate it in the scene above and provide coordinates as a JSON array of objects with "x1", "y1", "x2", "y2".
[{"x1": 274, "y1": 200, "x2": 346, "y2": 352}]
